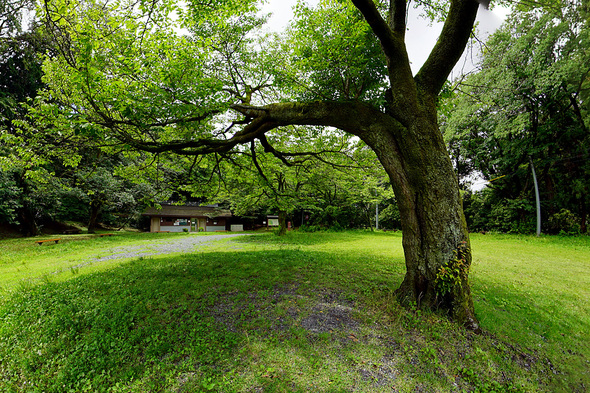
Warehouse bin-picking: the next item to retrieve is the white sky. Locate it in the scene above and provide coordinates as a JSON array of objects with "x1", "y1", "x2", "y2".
[{"x1": 262, "y1": 0, "x2": 510, "y2": 76}]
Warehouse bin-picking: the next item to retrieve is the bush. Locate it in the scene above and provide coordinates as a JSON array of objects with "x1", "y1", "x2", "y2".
[
  {"x1": 463, "y1": 191, "x2": 536, "y2": 234},
  {"x1": 548, "y1": 209, "x2": 580, "y2": 235},
  {"x1": 378, "y1": 203, "x2": 401, "y2": 230},
  {"x1": 298, "y1": 224, "x2": 321, "y2": 232}
]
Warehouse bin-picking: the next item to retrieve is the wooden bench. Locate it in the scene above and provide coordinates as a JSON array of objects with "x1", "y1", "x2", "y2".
[
  {"x1": 63, "y1": 229, "x2": 81, "y2": 234},
  {"x1": 153, "y1": 231, "x2": 170, "y2": 233},
  {"x1": 98, "y1": 233, "x2": 114, "y2": 237},
  {"x1": 35, "y1": 238, "x2": 61, "y2": 245}
]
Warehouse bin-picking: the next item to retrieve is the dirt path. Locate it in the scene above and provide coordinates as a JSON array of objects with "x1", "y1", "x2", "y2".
[{"x1": 74, "y1": 233, "x2": 248, "y2": 269}]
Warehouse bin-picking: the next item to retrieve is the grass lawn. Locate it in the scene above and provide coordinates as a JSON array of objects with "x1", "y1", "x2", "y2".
[{"x1": 0, "y1": 231, "x2": 588, "y2": 392}]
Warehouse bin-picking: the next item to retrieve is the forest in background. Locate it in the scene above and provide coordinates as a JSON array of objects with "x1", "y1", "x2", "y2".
[{"x1": 0, "y1": 0, "x2": 588, "y2": 237}]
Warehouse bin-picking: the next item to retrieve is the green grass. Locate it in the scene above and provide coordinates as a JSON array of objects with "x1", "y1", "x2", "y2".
[
  {"x1": 469, "y1": 234, "x2": 590, "y2": 393},
  {"x1": 0, "y1": 231, "x2": 232, "y2": 294},
  {"x1": 0, "y1": 231, "x2": 588, "y2": 392}
]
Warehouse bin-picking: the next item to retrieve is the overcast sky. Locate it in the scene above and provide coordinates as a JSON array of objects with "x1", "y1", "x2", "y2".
[{"x1": 261, "y1": 1, "x2": 510, "y2": 76}]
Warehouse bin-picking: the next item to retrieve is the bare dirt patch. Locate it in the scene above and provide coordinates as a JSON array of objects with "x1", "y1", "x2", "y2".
[{"x1": 208, "y1": 282, "x2": 557, "y2": 392}]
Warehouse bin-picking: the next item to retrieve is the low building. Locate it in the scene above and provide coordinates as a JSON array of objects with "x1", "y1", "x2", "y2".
[{"x1": 142, "y1": 204, "x2": 233, "y2": 233}]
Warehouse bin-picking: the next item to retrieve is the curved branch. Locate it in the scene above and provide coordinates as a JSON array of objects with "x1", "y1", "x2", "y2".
[
  {"x1": 231, "y1": 101, "x2": 409, "y2": 193},
  {"x1": 258, "y1": 134, "x2": 368, "y2": 170},
  {"x1": 250, "y1": 140, "x2": 277, "y2": 193},
  {"x1": 231, "y1": 101, "x2": 391, "y2": 137},
  {"x1": 103, "y1": 100, "x2": 407, "y2": 194},
  {"x1": 414, "y1": 0, "x2": 479, "y2": 96},
  {"x1": 350, "y1": 0, "x2": 414, "y2": 86},
  {"x1": 115, "y1": 116, "x2": 277, "y2": 155},
  {"x1": 350, "y1": 0, "x2": 399, "y2": 59}
]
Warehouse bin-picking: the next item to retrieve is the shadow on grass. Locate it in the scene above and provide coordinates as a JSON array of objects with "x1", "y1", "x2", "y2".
[
  {"x1": 0, "y1": 248, "x2": 561, "y2": 392},
  {"x1": 234, "y1": 230, "x2": 403, "y2": 247}
]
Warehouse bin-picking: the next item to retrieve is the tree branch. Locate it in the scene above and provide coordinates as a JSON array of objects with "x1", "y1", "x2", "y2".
[
  {"x1": 97, "y1": 110, "x2": 220, "y2": 129},
  {"x1": 250, "y1": 140, "x2": 277, "y2": 193},
  {"x1": 350, "y1": 0, "x2": 397, "y2": 57},
  {"x1": 349, "y1": 0, "x2": 412, "y2": 76},
  {"x1": 389, "y1": 0, "x2": 407, "y2": 35},
  {"x1": 257, "y1": 134, "x2": 368, "y2": 170},
  {"x1": 231, "y1": 101, "x2": 409, "y2": 191},
  {"x1": 231, "y1": 101, "x2": 391, "y2": 136},
  {"x1": 113, "y1": 116, "x2": 277, "y2": 155},
  {"x1": 349, "y1": 0, "x2": 416, "y2": 114},
  {"x1": 415, "y1": 0, "x2": 479, "y2": 96}
]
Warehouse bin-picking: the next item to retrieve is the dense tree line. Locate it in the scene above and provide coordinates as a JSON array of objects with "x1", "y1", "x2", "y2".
[
  {"x1": 0, "y1": 11, "x2": 156, "y2": 234},
  {"x1": 443, "y1": 1, "x2": 590, "y2": 235}
]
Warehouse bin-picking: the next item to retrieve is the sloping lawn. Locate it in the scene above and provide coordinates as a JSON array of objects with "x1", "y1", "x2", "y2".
[{"x1": 0, "y1": 231, "x2": 588, "y2": 392}]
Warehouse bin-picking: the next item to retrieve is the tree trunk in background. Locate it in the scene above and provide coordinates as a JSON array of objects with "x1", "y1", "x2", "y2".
[
  {"x1": 277, "y1": 210, "x2": 287, "y2": 236},
  {"x1": 364, "y1": 205, "x2": 374, "y2": 231},
  {"x1": 87, "y1": 199, "x2": 102, "y2": 234},
  {"x1": 15, "y1": 172, "x2": 40, "y2": 237},
  {"x1": 581, "y1": 200, "x2": 587, "y2": 234},
  {"x1": 18, "y1": 202, "x2": 40, "y2": 237}
]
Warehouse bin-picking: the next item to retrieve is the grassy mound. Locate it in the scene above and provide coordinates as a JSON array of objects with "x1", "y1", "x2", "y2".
[{"x1": 0, "y1": 232, "x2": 588, "y2": 392}]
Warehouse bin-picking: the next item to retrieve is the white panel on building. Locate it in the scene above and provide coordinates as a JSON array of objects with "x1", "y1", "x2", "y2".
[
  {"x1": 206, "y1": 226, "x2": 226, "y2": 232},
  {"x1": 160, "y1": 226, "x2": 188, "y2": 232}
]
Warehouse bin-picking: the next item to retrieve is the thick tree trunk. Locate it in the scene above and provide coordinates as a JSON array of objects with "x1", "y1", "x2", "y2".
[
  {"x1": 366, "y1": 114, "x2": 479, "y2": 331},
  {"x1": 394, "y1": 172, "x2": 477, "y2": 330}
]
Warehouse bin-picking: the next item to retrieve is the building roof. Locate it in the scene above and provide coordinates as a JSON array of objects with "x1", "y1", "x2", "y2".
[{"x1": 142, "y1": 205, "x2": 232, "y2": 218}]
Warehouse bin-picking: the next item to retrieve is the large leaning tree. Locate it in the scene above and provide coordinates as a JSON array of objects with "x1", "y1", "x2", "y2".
[{"x1": 33, "y1": 0, "x2": 500, "y2": 329}]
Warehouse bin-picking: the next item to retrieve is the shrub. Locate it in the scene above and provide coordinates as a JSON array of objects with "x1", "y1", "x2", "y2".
[
  {"x1": 548, "y1": 209, "x2": 580, "y2": 235},
  {"x1": 298, "y1": 224, "x2": 321, "y2": 232},
  {"x1": 378, "y1": 203, "x2": 401, "y2": 230}
]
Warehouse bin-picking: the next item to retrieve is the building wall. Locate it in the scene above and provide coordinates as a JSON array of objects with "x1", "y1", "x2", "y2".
[
  {"x1": 159, "y1": 217, "x2": 190, "y2": 232},
  {"x1": 161, "y1": 225, "x2": 194, "y2": 232},
  {"x1": 205, "y1": 226, "x2": 226, "y2": 232},
  {"x1": 206, "y1": 217, "x2": 226, "y2": 231},
  {"x1": 147, "y1": 215, "x2": 229, "y2": 232},
  {"x1": 150, "y1": 217, "x2": 161, "y2": 232}
]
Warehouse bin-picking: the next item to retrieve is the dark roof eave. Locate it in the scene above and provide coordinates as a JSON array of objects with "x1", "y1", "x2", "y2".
[
  {"x1": 142, "y1": 212, "x2": 232, "y2": 217},
  {"x1": 142, "y1": 205, "x2": 232, "y2": 218}
]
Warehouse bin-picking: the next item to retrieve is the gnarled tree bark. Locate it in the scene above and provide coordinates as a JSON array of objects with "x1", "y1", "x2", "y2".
[{"x1": 232, "y1": 96, "x2": 479, "y2": 330}]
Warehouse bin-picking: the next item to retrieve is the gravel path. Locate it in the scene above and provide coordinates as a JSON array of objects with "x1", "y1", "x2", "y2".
[{"x1": 74, "y1": 233, "x2": 248, "y2": 269}]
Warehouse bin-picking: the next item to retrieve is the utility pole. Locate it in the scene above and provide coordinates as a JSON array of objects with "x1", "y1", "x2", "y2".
[
  {"x1": 375, "y1": 203, "x2": 379, "y2": 230},
  {"x1": 529, "y1": 156, "x2": 541, "y2": 236}
]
